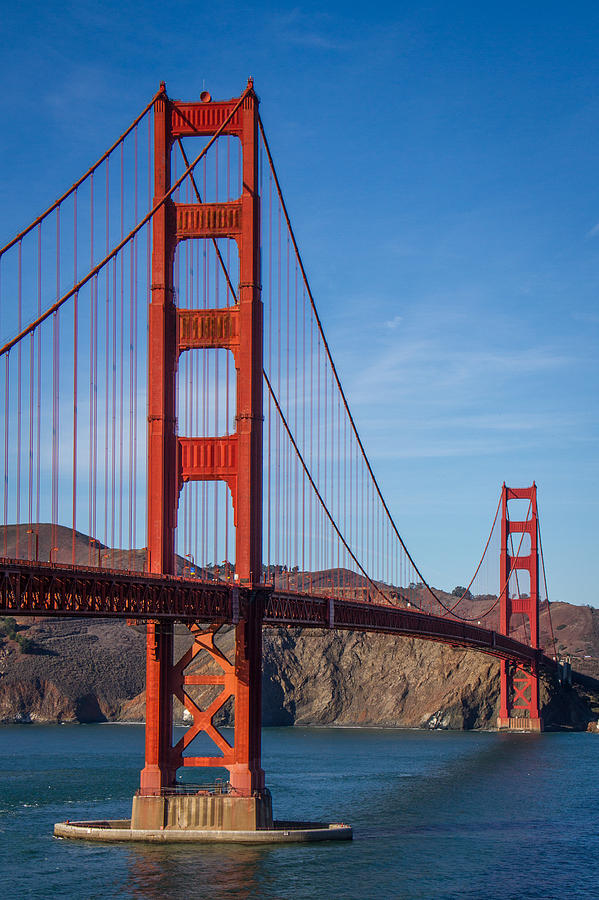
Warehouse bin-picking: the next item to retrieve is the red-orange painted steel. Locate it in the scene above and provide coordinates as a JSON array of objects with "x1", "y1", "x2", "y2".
[
  {"x1": 142, "y1": 85, "x2": 178, "y2": 795},
  {"x1": 229, "y1": 84, "x2": 265, "y2": 794},
  {"x1": 0, "y1": 558, "x2": 554, "y2": 671},
  {"x1": 140, "y1": 82, "x2": 264, "y2": 796},
  {"x1": 498, "y1": 483, "x2": 542, "y2": 725}
]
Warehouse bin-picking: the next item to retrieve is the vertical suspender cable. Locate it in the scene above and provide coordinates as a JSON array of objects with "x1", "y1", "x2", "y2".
[
  {"x1": 72, "y1": 188, "x2": 78, "y2": 564},
  {"x1": 52, "y1": 208, "x2": 60, "y2": 555},
  {"x1": 16, "y1": 241, "x2": 22, "y2": 557},
  {"x1": 119, "y1": 141, "x2": 125, "y2": 558},
  {"x1": 104, "y1": 163, "x2": 110, "y2": 553},
  {"x1": 36, "y1": 225, "x2": 41, "y2": 536},
  {"x1": 3, "y1": 353, "x2": 9, "y2": 556}
]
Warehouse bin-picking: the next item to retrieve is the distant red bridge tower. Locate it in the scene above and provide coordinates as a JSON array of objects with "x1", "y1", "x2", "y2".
[{"x1": 497, "y1": 483, "x2": 543, "y2": 732}]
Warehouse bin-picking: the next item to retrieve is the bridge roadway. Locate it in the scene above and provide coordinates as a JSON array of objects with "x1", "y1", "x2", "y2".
[{"x1": 0, "y1": 558, "x2": 551, "y2": 669}]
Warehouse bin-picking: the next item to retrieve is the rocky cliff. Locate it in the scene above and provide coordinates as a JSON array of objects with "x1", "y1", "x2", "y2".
[{"x1": 0, "y1": 616, "x2": 596, "y2": 730}]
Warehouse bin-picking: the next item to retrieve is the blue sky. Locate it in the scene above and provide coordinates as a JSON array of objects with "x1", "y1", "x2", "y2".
[{"x1": 1, "y1": 2, "x2": 598, "y2": 605}]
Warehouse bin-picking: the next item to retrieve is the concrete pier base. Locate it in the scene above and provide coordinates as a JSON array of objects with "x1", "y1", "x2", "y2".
[
  {"x1": 497, "y1": 716, "x2": 544, "y2": 732},
  {"x1": 54, "y1": 819, "x2": 352, "y2": 843},
  {"x1": 54, "y1": 787, "x2": 352, "y2": 843},
  {"x1": 131, "y1": 790, "x2": 273, "y2": 832}
]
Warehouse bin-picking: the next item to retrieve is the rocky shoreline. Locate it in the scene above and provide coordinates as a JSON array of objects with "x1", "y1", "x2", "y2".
[{"x1": 1, "y1": 617, "x2": 597, "y2": 731}]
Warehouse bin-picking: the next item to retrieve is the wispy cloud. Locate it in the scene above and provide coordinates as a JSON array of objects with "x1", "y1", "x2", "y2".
[
  {"x1": 385, "y1": 315, "x2": 403, "y2": 329},
  {"x1": 329, "y1": 318, "x2": 586, "y2": 461},
  {"x1": 271, "y1": 9, "x2": 350, "y2": 51},
  {"x1": 346, "y1": 340, "x2": 572, "y2": 406},
  {"x1": 348, "y1": 408, "x2": 594, "y2": 460},
  {"x1": 587, "y1": 222, "x2": 599, "y2": 238}
]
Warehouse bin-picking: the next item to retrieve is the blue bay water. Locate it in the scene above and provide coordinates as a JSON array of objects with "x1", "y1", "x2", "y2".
[{"x1": 0, "y1": 724, "x2": 598, "y2": 899}]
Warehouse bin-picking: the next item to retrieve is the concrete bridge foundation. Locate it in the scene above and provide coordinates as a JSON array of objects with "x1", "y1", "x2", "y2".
[
  {"x1": 497, "y1": 716, "x2": 544, "y2": 732},
  {"x1": 131, "y1": 790, "x2": 273, "y2": 832}
]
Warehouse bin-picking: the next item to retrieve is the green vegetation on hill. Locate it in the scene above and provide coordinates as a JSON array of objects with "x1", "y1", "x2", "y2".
[{"x1": 0, "y1": 617, "x2": 36, "y2": 653}]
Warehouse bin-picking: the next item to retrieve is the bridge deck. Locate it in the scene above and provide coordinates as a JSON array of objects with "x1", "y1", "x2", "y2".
[{"x1": 0, "y1": 558, "x2": 550, "y2": 667}]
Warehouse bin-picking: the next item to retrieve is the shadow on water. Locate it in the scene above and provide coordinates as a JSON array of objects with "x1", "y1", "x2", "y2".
[{"x1": 358, "y1": 731, "x2": 550, "y2": 835}]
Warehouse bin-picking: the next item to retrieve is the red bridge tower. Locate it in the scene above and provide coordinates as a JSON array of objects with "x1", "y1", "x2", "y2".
[
  {"x1": 497, "y1": 483, "x2": 543, "y2": 732},
  {"x1": 133, "y1": 81, "x2": 271, "y2": 831}
]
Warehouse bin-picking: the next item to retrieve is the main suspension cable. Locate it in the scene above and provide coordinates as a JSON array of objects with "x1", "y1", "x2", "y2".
[
  {"x1": 445, "y1": 492, "x2": 502, "y2": 613},
  {"x1": 0, "y1": 87, "x2": 250, "y2": 357},
  {"x1": 258, "y1": 114, "x2": 508, "y2": 622},
  {"x1": 537, "y1": 505, "x2": 558, "y2": 659},
  {"x1": 176, "y1": 111, "x2": 515, "y2": 623},
  {"x1": 0, "y1": 89, "x2": 163, "y2": 258}
]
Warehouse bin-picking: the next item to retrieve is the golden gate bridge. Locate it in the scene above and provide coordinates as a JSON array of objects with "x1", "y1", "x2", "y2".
[{"x1": 0, "y1": 81, "x2": 560, "y2": 837}]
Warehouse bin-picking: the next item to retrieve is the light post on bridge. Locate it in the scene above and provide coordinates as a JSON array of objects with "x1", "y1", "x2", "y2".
[
  {"x1": 26, "y1": 529, "x2": 39, "y2": 562},
  {"x1": 183, "y1": 552, "x2": 195, "y2": 576}
]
